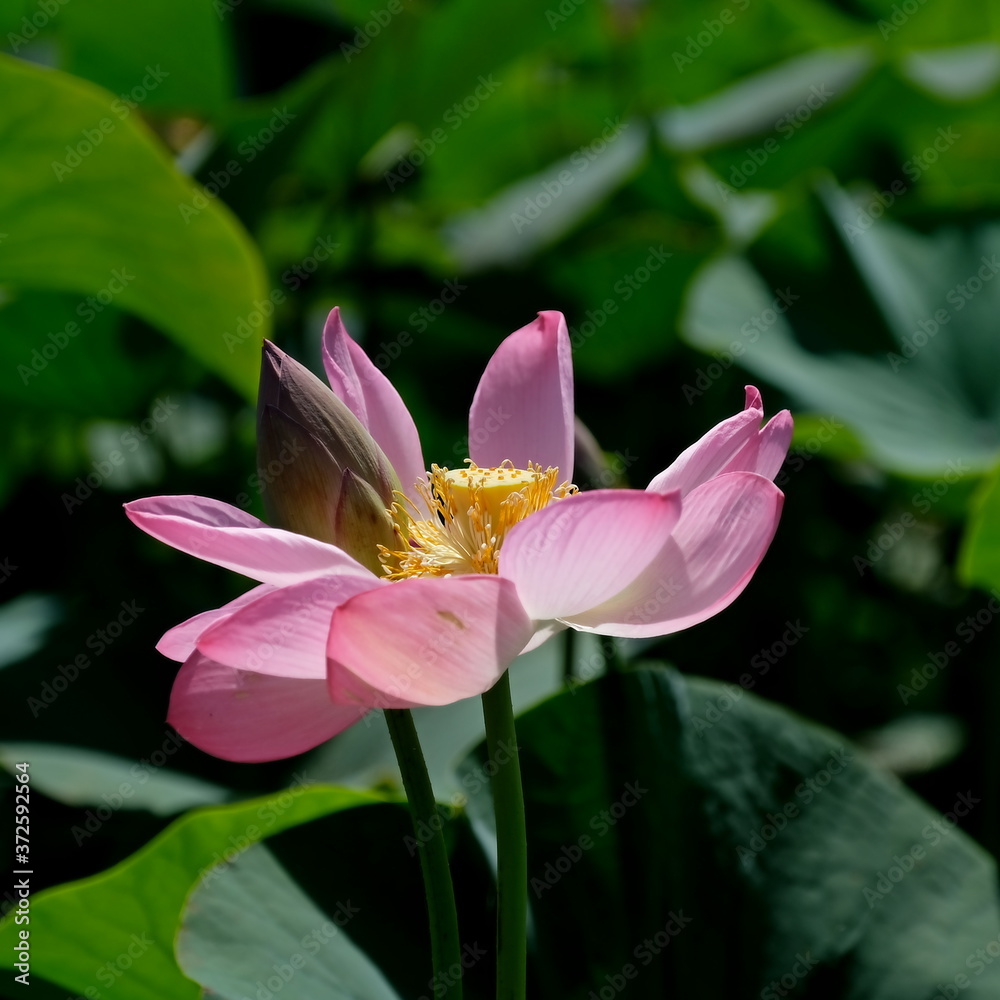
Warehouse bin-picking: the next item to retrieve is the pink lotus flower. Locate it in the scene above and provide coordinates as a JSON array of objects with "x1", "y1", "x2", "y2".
[{"x1": 125, "y1": 310, "x2": 791, "y2": 762}]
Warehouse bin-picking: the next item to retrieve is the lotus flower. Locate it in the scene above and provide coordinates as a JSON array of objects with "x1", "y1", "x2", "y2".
[{"x1": 125, "y1": 309, "x2": 791, "y2": 762}]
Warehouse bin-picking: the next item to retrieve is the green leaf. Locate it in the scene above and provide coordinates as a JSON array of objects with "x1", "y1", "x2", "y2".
[
  {"x1": 444, "y1": 121, "x2": 648, "y2": 271},
  {"x1": 681, "y1": 249, "x2": 1000, "y2": 475},
  {"x1": 501, "y1": 667, "x2": 1000, "y2": 996},
  {"x1": 0, "y1": 55, "x2": 268, "y2": 399},
  {"x1": 0, "y1": 594, "x2": 61, "y2": 670},
  {"x1": 959, "y1": 465, "x2": 1000, "y2": 592},
  {"x1": 57, "y1": 0, "x2": 233, "y2": 117},
  {"x1": 0, "y1": 743, "x2": 229, "y2": 815},
  {"x1": 901, "y1": 43, "x2": 1000, "y2": 101},
  {"x1": 658, "y1": 46, "x2": 875, "y2": 152},
  {"x1": 0, "y1": 785, "x2": 384, "y2": 1000},
  {"x1": 177, "y1": 843, "x2": 403, "y2": 999}
]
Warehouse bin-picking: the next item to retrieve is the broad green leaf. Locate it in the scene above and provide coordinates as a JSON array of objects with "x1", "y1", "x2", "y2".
[
  {"x1": 0, "y1": 785, "x2": 384, "y2": 1000},
  {"x1": 177, "y1": 844, "x2": 402, "y2": 1000},
  {"x1": 503, "y1": 667, "x2": 1000, "y2": 996},
  {"x1": 57, "y1": 0, "x2": 233, "y2": 116},
  {"x1": 681, "y1": 248, "x2": 1000, "y2": 475},
  {"x1": 0, "y1": 743, "x2": 229, "y2": 815},
  {"x1": 0, "y1": 56, "x2": 268, "y2": 399},
  {"x1": 658, "y1": 46, "x2": 875, "y2": 152},
  {"x1": 444, "y1": 121, "x2": 648, "y2": 270},
  {"x1": 901, "y1": 43, "x2": 1000, "y2": 101},
  {"x1": 680, "y1": 161, "x2": 780, "y2": 248}
]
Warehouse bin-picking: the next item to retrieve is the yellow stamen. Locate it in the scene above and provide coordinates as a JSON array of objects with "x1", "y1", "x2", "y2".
[{"x1": 379, "y1": 460, "x2": 576, "y2": 579}]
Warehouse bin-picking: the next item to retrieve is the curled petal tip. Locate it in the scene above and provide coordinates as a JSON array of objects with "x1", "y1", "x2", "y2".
[{"x1": 744, "y1": 385, "x2": 763, "y2": 412}]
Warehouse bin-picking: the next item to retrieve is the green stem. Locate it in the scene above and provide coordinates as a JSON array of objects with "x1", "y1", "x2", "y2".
[
  {"x1": 385, "y1": 709, "x2": 463, "y2": 1000},
  {"x1": 480, "y1": 671, "x2": 528, "y2": 1000}
]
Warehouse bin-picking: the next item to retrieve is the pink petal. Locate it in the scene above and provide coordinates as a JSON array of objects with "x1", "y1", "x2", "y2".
[
  {"x1": 322, "y1": 308, "x2": 426, "y2": 505},
  {"x1": 753, "y1": 409, "x2": 794, "y2": 480},
  {"x1": 157, "y1": 584, "x2": 275, "y2": 662},
  {"x1": 168, "y1": 652, "x2": 364, "y2": 763},
  {"x1": 521, "y1": 621, "x2": 566, "y2": 654},
  {"x1": 647, "y1": 397, "x2": 763, "y2": 497},
  {"x1": 565, "y1": 472, "x2": 783, "y2": 638},
  {"x1": 713, "y1": 409, "x2": 794, "y2": 482},
  {"x1": 468, "y1": 311, "x2": 574, "y2": 482},
  {"x1": 125, "y1": 495, "x2": 375, "y2": 587},
  {"x1": 647, "y1": 386, "x2": 791, "y2": 494},
  {"x1": 499, "y1": 490, "x2": 682, "y2": 621},
  {"x1": 196, "y1": 574, "x2": 383, "y2": 679},
  {"x1": 327, "y1": 576, "x2": 533, "y2": 708}
]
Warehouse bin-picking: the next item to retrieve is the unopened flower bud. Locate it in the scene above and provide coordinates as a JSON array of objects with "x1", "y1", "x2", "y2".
[
  {"x1": 334, "y1": 470, "x2": 398, "y2": 575},
  {"x1": 257, "y1": 341, "x2": 401, "y2": 564}
]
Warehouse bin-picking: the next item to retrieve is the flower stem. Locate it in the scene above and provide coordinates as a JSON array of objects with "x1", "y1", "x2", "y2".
[
  {"x1": 385, "y1": 709, "x2": 463, "y2": 1000},
  {"x1": 480, "y1": 671, "x2": 528, "y2": 1000}
]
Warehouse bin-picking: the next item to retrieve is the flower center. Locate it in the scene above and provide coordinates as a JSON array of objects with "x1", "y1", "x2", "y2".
[{"x1": 380, "y1": 461, "x2": 576, "y2": 579}]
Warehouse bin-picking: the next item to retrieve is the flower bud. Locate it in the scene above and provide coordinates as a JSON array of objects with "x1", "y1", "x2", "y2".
[
  {"x1": 257, "y1": 341, "x2": 400, "y2": 566},
  {"x1": 334, "y1": 470, "x2": 398, "y2": 575}
]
